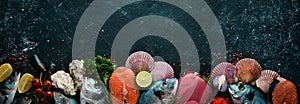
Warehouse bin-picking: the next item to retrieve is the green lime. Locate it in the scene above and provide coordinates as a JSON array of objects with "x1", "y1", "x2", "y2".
[{"x1": 136, "y1": 71, "x2": 152, "y2": 88}]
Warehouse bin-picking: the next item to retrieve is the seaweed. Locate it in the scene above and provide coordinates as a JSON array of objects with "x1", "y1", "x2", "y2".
[{"x1": 84, "y1": 55, "x2": 116, "y2": 88}]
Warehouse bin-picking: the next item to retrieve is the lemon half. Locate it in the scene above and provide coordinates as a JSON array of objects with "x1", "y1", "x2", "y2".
[
  {"x1": 0, "y1": 63, "x2": 13, "y2": 82},
  {"x1": 18, "y1": 73, "x2": 34, "y2": 93}
]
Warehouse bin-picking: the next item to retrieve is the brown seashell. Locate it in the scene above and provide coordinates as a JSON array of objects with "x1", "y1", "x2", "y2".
[
  {"x1": 235, "y1": 58, "x2": 262, "y2": 83},
  {"x1": 150, "y1": 61, "x2": 174, "y2": 81},
  {"x1": 211, "y1": 62, "x2": 236, "y2": 84},
  {"x1": 255, "y1": 70, "x2": 279, "y2": 93},
  {"x1": 125, "y1": 51, "x2": 155, "y2": 74},
  {"x1": 272, "y1": 78, "x2": 298, "y2": 104}
]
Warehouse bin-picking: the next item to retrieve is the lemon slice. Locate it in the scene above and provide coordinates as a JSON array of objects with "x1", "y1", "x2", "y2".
[
  {"x1": 136, "y1": 71, "x2": 152, "y2": 88},
  {"x1": 18, "y1": 73, "x2": 34, "y2": 93},
  {"x1": 0, "y1": 63, "x2": 13, "y2": 82}
]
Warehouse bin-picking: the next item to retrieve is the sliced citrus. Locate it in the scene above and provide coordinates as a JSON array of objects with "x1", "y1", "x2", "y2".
[
  {"x1": 136, "y1": 71, "x2": 152, "y2": 88},
  {"x1": 18, "y1": 73, "x2": 34, "y2": 93},
  {"x1": 0, "y1": 63, "x2": 13, "y2": 82}
]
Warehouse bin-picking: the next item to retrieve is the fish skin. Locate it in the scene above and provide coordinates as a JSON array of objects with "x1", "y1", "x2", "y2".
[
  {"x1": 138, "y1": 78, "x2": 178, "y2": 104},
  {"x1": 228, "y1": 82, "x2": 266, "y2": 104},
  {"x1": 12, "y1": 94, "x2": 32, "y2": 104},
  {"x1": 54, "y1": 91, "x2": 77, "y2": 104},
  {"x1": 0, "y1": 72, "x2": 20, "y2": 104},
  {"x1": 80, "y1": 77, "x2": 111, "y2": 104}
]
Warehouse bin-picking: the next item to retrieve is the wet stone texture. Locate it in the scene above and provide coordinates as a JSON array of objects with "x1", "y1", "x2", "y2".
[{"x1": 0, "y1": 0, "x2": 299, "y2": 102}]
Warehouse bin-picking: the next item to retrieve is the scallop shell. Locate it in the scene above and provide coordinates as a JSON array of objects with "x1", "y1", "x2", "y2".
[
  {"x1": 272, "y1": 78, "x2": 298, "y2": 104},
  {"x1": 125, "y1": 51, "x2": 155, "y2": 74},
  {"x1": 150, "y1": 61, "x2": 174, "y2": 81},
  {"x1": 255, "y1": 70, "x2": 279, "y2": 93},
  {"x1": 211, "y1": 62, "x2": 236, "y2": 84},
  {"x1": 235, "y1": 58, "x2": 262, "y2": 83}
]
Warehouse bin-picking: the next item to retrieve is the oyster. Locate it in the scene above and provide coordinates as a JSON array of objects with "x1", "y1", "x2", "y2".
[
  {"x1": 69, "y1": 60, "x2": 86, "y2": 89},
  {"x1": 50, "y1": 70, "x2": 76, "y2": 96}
]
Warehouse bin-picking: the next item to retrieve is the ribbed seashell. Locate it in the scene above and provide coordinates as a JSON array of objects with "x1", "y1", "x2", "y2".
[
  {"x1": 125, "y1": 51, "x2": 155, "y2": 74},
  {"x1": 272, "y1": 77, "x2": 298, "y2": 104},
  {"x1": 236, "y1": 58, "x2": 262, "y2": 84},
  {"x1": 256, "y1": 70, "x2": 279, "y2": 93},
  {"x1": 211, "y1": 62, "x2": 236, "y2": 84},
  {"x1": 150, "y1": 61, "x2": 174, "y2": 81}
]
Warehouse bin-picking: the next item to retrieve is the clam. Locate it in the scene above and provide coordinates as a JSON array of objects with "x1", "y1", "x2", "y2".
[
  {"x1": 150, "y1": 61, "x2": 174, "y2": 81},
  {"x1": 255, "y1": 70, "x2": 279, "y2": 93},
  {"x1": 235, "y1": 58, "x2": 262, "y2": 84},
  {"x1": 272, "y1": 77, "x2": 298, "y2": 104},
  {"x1": 125, "y1": 51, "x2": 154, "y2": 74}
]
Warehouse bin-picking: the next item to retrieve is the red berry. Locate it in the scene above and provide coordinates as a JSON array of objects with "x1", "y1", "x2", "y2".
[
  {"x1": 43, "y1": 80, "x2": 52, "y2": 91},
  {"x1": 41, "y1": 98, "x2": 46, "y2": 104},
  {"x1": 34, "y1": 88, "x2": 43, "y2": 96},
  {"x1": 33, "y1": 78, "x2": 41, "y2": 88},
  {"x1": 45, "y1": 91, "x2": 53, "y2": 99}
]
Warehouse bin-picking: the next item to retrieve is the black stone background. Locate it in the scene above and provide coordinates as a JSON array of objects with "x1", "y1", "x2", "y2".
[{"x1": 0, "y1": 0, "x2": 299, "y2": 103}]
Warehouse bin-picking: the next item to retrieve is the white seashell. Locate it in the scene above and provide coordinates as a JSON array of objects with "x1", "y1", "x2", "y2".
[
  {"x1": 69, "y1": 60, "x2": 86, "y2": 90},
  {"x1": 255, "y1": 70, "x2": 279, "y2": 93},
  {"x1": 150, "y1": 61, "x2": 174, "y2": 81},
  {"x1": 125, "y1": 51, "x2": 154, "y2": 73},
  {"x1": 51, "y1": 70, "x2": 76, "y2": 96}
]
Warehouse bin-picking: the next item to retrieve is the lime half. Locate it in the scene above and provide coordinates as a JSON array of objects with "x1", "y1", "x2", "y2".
[{"x1": 136, "y1": 71, "x2": 152, "y2": 88}]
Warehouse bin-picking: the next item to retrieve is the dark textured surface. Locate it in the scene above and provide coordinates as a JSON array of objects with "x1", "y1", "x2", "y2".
[{"x1": 0, "y1": 0, "x2": 299, "y2": 102}]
